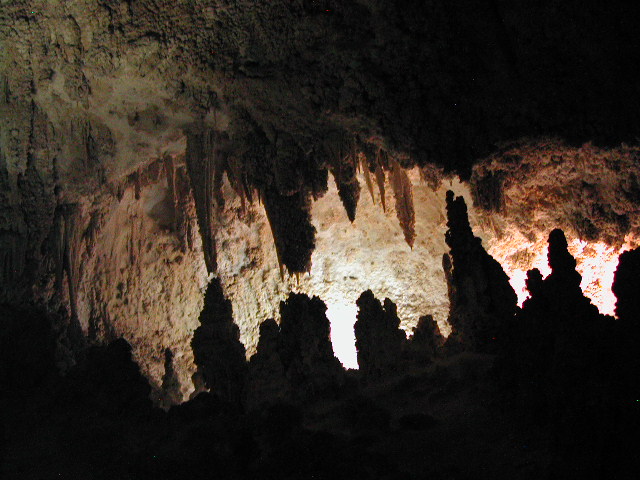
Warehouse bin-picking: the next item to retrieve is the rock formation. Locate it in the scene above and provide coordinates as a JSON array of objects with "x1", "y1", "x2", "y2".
[
  {"x1": 444, "y1": 190, "x2": 518, "y2": 353},
  {"x1": 245, "y1": 293, "x2": 344, "y2": 408},
  {"x1": 245, "y1": 318, "x2": 292, "y2": 410},
  {"x1": 408, "y1": 314, "x2": 444, "y2": 362},
  {"x1": 2, "y1": 1, "x2": 640, "y2": 477},
  {"x1": 277, "y1": 293, "x2": 344, "y2": 397},
  {"x1": 611, "y1": 248, "x2": 640, "y2": 403},
  {"x1": 159, "y1": 348, "x2": 183, "y2": 409},
  {"x1": 500, "y1": 229, "x2": 616, "y2": 477},
  {"x1": 354, "y1": 290, "x2": 407, "y2": 379},
  {"x1": 191, "y1": 278, "x2": 247, "y2": 406}
]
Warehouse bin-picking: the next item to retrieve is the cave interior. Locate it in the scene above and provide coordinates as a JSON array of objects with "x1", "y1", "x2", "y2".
[{"x1": 1, "y1": 1, "x2": 640, "y2": 479}]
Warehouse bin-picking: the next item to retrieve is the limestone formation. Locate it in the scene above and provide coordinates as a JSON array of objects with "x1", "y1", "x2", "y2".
[
  {"x1": 245, "y1": 319, "x2": 292, "y2": 410},
  {"x1": 408, "y1": 314, "x2": 444, "y2": 362},
  {"x1": 354, "y1": 290, "x2": 407, "y2": 379},
  {"x1": 444, "y1": 191, "x2": 518, "y2": 353},
  {"x1": 245, "y1": 294, "x2": 343, "y2": 407},
  {"x1": 277, "y1": 293, "x2": 344, "y2": 398},
  {"x1": 262, "y1": 188, "x2": 316, "y2": 274},
  {"x1": 611, "y1": 248, "x2": 640, "y2": 403},
  {"x1": 504, "y1": 229, "x2": 616, "y2": 476},
  {"x1": 159, "y1": 348, "x2": 183, "y2": 409},
  {"x1": 191, "y1": 278, "x2": 247, "y2": 406}
]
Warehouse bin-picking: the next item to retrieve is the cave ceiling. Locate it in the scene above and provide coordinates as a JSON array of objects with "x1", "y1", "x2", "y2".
[{"x1": 2, "y1": 0, "x2": 638, "y2": 181}]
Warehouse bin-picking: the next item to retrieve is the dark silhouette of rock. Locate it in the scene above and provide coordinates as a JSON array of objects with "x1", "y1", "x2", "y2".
[
  {"x1": 444, "y1": 190, "x2": 518, "y2": 353},
  {"x1": 525, "y1": 268, "x2": 544, "y2": 298},
  {"x1": 61, "y1": 338, "x2": 153, "y2": 414},
  {"x1": 191, "y1": 278, "x2": 247, "y2": 407},
  {"x1": 331, "y1": 158, "x2": 360, "y2": 223},
  {"x1": 610, "y1": 247, "x2": 640, "y2": 479},
  {"x1": 246, "y1": 294, "x2": 343, "y2": 408},
  {"x1": 354, "y1": 290, "x2": 407, "y2": 380},
  {"x1": 398, "y1": 412, "x2": 437, "y2": 431},
  {"x1": 262, "y1": 188, "x2": 316, "y2": 274},
  {"x1": 503, "y1": 229, "x2": 615, "y2": 478},
  {"x1": 0, "y1": 305, "x2": 56, "y2": 390},
  {"x1": 408, "y1": 314, "x2": 444, "y2": 362},
  {"x1": 341, "y1": 394, "x2": 391, "y2": 436},
  {"x1": 612, "y1": 248, "x2": 640, "y2": 402},
  {"x1": 278, "y1": 293, "x2": 344, "y2": 398},
  {"x1": 245, "y1": 319, "x2": 292, "y2": 410}
]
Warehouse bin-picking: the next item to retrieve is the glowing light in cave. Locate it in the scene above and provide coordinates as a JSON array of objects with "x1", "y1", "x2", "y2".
[
  {"x1": 571, "y1": 240, "x2": 628, "y2": 316},
  {"x1": 495, "y1": 239, "x2": 632, "y2": 316},
  {"x1": 326, "y1": 302, "x2": 359, "y2": 369}
]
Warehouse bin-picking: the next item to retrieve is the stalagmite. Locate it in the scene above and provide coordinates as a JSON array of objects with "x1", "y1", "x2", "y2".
[
  {"x1": 191, "y1": 278, "x2": 247, "y2": 406},
  {"x1": 354, "y1": 290, "x2": 407, "y2": 380},
  {"x1": 444, "y1": 191, "x2": 517, "y2": 353}
]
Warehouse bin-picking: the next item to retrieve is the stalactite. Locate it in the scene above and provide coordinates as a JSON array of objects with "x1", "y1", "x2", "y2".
[
  {"x1": 173, "y1": 166, "x2": 195, "y2": 252},
  {"x1": 389, "y1": 156, "x2": 416, "y2": 248},
  {"x1": 53, "y1": 211, "x2": 66, "y2": 293},
  {"x1": 360, "y1": 152, "x2": 376, "y2": 204},
  {"x1": 262, "y1": 187, "x2": 316, "y2": 274},
  {"x1": 225, "y1": 155, "x2": 247, "y2": 213},
  {"x1": 374, "y1": 151, "x2": 387, "y2": 212},
  {"x1": 162, "y1": 154, "x2": 177, "y2": 232},
  {"x1": 51, "y1": 204, "x2": 83, "y2": 325},
  {"x1": 0, "y1": 233, "x2": 24, "y2": 289},
  {"x1": 133, "y1": 171, "x2": 141, "y2": 200},
  {"x1": 185, "y1": 128, "x2": 219, "y2": 273},
  {"x1": 1, "y1": 74, "x2": 9, "y2": 104},
  {"x1": 332, "y1": 151, "x2": 360, "y2": 223},
  {"x1": 63, "y1": 205, "x2": 83, "y2": 324},
  {"x1": 471, "y1": 169, "x2": 504, "y2": 212},
  {"x1": 325, "y1": 134, "x2": 360, "y2": 222}
]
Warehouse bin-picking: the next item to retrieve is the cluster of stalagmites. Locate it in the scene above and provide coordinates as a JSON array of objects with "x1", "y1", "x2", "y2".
[
  {"x1": 190, "y1": 280, "x2": 444, "y2": 411},
  {"x1": 179, "y1": 195, "x2": 640, "y2": 476},
  {"x1": 5, "y1": 193, "x2": 640, "y2": 478}
]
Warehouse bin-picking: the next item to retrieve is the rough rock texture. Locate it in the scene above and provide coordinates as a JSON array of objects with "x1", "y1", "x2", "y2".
[
  {"x1": 445, "y1": 191, "x2": 518, "y2": 353},
  {"x1": 473, "y1": 141, "x2": 640, "y2": 247},
  {"x1": 354, "y1": 290, "x2": 407, "y2": 380},
  {"x1": 472, "y1": 141, "x2": 640, "y2": 312},
  {"x1": 214, "y1": 170, "x2": 474, "y2": 364},
  {"x1": 3, "y1": 0, "x2": 639, "y2": 298},
  {"x1": 4, "y1": 156, "x2": 209, "y2": 400},
  {"x1": 70, "y1": 160, "x2": 208, "y2": 398}
]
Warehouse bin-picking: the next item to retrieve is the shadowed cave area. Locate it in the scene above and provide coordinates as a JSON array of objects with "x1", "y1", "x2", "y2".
[{"x1": 2, "y1": 1, "x2": 640, "y2": 479}]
